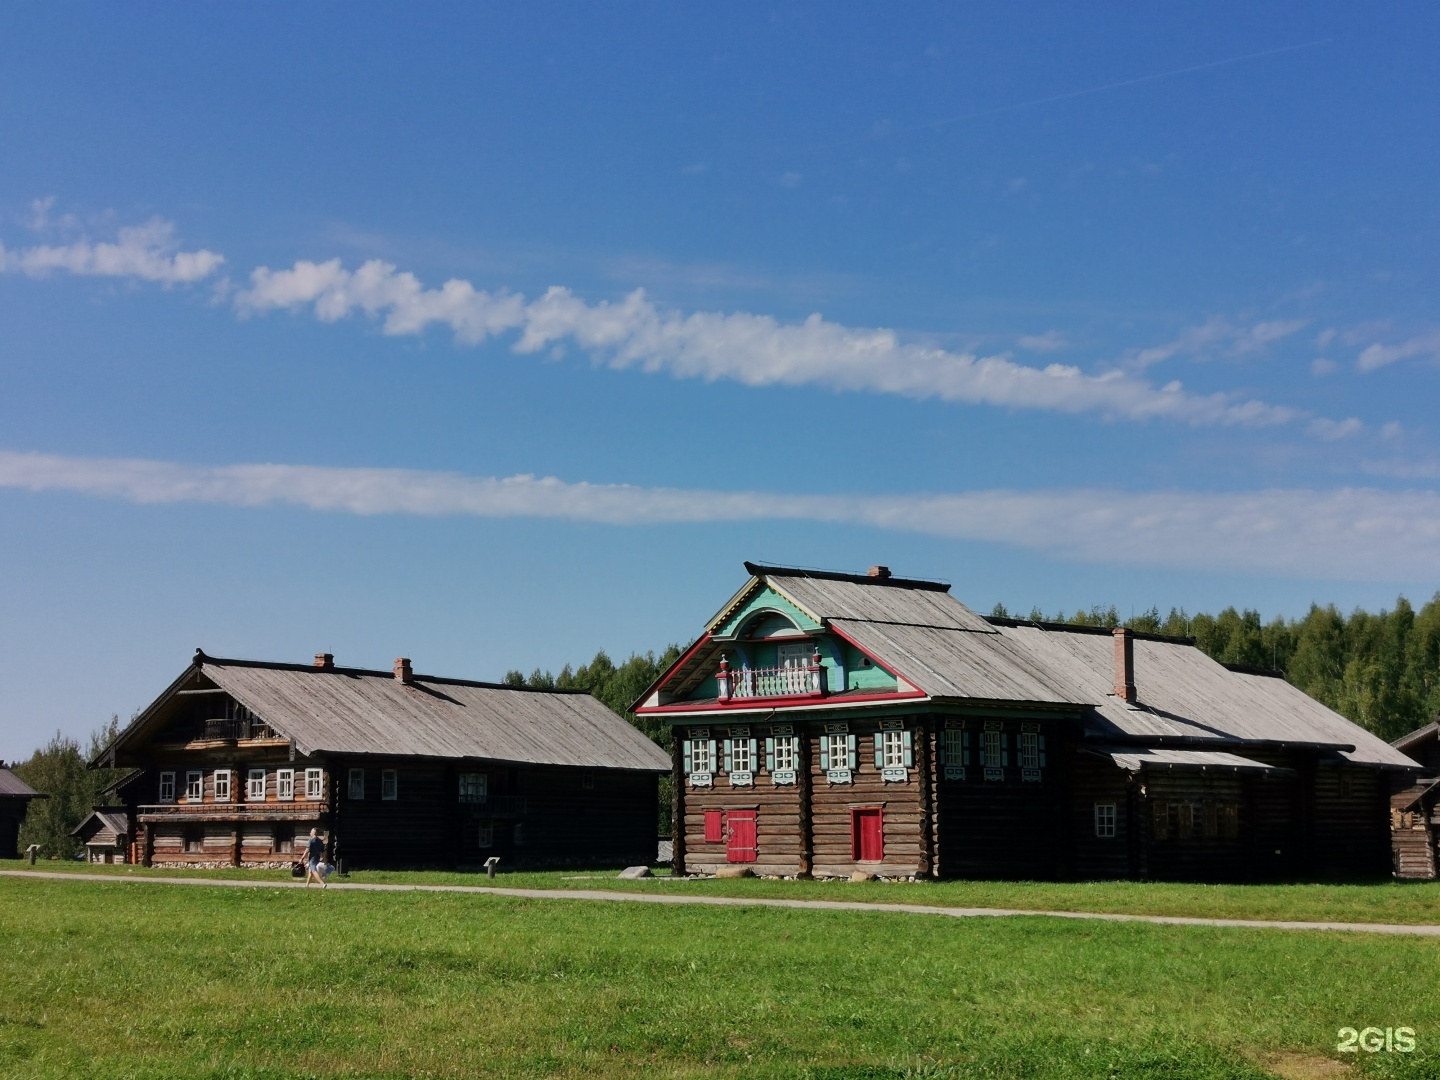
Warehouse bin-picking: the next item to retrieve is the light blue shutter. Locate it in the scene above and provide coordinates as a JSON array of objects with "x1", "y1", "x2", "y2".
[
  {"x1": 708, "y1": 739, "x2": 717, "y2": 770},
  {"x1": 748, "y1": 738, "x2": 757, "y2": 767},
  {"x1": 847, "y1": 734, "x2": 858, "y2": 769},
  {"x1": 1001, "y1": 733, "x2": 1009, "y2": 767},
  {"x1": 723, "y1": 739, "x2": 733, "y2": 772},
  {"x1": 902, "y1": 730, "x2": 913, "y2": 767},
  {"x1": 964, "y1": 731, "x2": 971, "y2": 766},
  {"x1": 820, "y1": 738, "x2": 830, "y2": 770},
  {"x1": 765, "y1": 737, "x2": 775, "y2": 772},
  {"x1": 873, "y1": 732, "x2": 884, "y2": 767},
  {"x1": 1038, "y1": 734, "x2": 1047, "y2": 768},
  {"x1": 683, "y1": 740, "x2": 693, "y2": 774}
]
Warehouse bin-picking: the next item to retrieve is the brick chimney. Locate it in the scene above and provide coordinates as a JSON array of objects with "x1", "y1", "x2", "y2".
[
  {"x1": 867, "y1": 565, "x2": 892, "y2": 579},
  {"x1": 1112, "y1": 628, "x2": 1136, "y2": 702},
  {"x1": 394, "y1": 657, "x2": 413, "y2": 684},
  {"x1": 313, "y1": 653, "x2": 334, "y2": 670}
]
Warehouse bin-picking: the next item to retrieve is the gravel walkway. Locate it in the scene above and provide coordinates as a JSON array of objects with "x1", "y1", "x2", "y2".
[{"x1": 4, "y1": 869, "x2": 1438, "y2": 937}]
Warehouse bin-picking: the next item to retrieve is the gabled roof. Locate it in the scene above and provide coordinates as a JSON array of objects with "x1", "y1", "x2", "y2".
[
  {"x1": 1393, "y1": 721, "x2": 1438, "y2": 754},
  {"x1": 0, "y1": 767, "x2": 41, "y2": 799},
  {"x1": 644, "y1": 562, "x2": 1422, "y2": 771},
  {"x1": 101, "y1": 652, "x2": 671, "y2": 773},
  {"x1": 72, "y1": 810, "x2": 129, "y2": 839}
]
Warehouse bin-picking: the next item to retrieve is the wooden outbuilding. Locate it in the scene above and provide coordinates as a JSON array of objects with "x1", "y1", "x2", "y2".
[
  {"x1": 0, "y1": 767, "x2": 44, "y2": 859},
  {"x1": 636, "y1": 563, "x2": 1420, "y2": 882},
  {"x1": 92, "y1": 650, "x2": 671, "y2": 870},
  {"x1": 1389, "y1": 721, "x2": 1439, "y2": 879},
  {"x1": 73, "y1": 809, "x2": 131, "y2": 864}
]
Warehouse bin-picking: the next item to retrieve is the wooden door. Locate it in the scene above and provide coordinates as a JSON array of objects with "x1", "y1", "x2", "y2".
[
  {"x1": 852, "y1": 807, "x2": 884, "y2": 862},
  {"x1": 727, "y1": 810, "x2": 757, "y2": 863}
]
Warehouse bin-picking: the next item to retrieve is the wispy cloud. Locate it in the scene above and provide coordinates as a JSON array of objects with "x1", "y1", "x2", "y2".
[
  {"x1": 2, "y1": 449, "x2": 1435, "y2": 582},
  {"x1": 1356, "y1": 330, "x2": 1440, "y2": 373},
  {"x1": 1123, "y1": 316, "x2": 1307, "y2": 371},
  {"x1": 1017, "y1": 330, "x2": 1068, "y2": 352},
  {"x1": 236, "y1": 257, "x2": 1306, "y2": 428},
  {"x1": 0, "y1": 214, "x2": 223, "y2": 284}
]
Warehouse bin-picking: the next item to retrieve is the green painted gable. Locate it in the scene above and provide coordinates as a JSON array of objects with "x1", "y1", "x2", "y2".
[{"x1": 711, "y1": 583, "x2": 822, "y2": 638}]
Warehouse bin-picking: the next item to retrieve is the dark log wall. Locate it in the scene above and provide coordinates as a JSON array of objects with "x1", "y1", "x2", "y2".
[
  {"x1": 1312, "y1": 764, "x2": 1390, "y2": 877},
  {"x1": 807, "y1": 720, "x2": 925, "y2": 879},
  {"x1": 1066, "y1": 753, "x2": 1133, "y2": 881},
  {"x1": 1140, "y1": 770, "x2": 1247, "y2": 882},
  {"x1": 0, "y1": 805, "x2": 25, "y2": 860}
]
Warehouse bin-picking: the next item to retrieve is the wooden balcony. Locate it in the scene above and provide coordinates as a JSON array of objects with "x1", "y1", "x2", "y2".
[
  {"x1": 137, "y1": 802, "x2": 324, "y2": 824},
  {"x1": 728, "y1": 665, "x2": 825, "y2": 700}
]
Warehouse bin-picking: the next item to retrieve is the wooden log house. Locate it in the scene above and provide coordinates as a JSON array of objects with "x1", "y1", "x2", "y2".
[
  {"x1": 635, "y1": 563, "x2": 1421, "y2": 882},
  {"x1": 0, "y1": 767, "x2": 43, "y2": 859},
  {"x1": 1389, "y1": 721, "x2": 1440, "y2": 879},
  {"x1": 92, "y1": 650, "x2": 671, "y2": 870}
]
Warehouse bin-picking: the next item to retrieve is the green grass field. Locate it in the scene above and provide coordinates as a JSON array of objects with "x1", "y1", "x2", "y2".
[
  {"x1": 10, "y1": 858, "x2": 1440, "y2": 925},
  {"x1": 1, "y1": 873, "x2": 1436, "y2": 1079}
]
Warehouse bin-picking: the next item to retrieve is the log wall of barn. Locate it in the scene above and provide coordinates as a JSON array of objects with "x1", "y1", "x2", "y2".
[{"x1": 1065, "y1": 753, "x2": 1133, "y2": 881}]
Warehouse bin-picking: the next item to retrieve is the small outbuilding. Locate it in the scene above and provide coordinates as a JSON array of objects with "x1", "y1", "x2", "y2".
[
  {"x1": 73, "y1": 809, "x2": 131, "y2": 864},
  {"x1": 1390, "y1": 721, "x2": 1439, "y2": 879},
  {"x1": 0, "y1": 767, "x2": 43, "y2": 860}
]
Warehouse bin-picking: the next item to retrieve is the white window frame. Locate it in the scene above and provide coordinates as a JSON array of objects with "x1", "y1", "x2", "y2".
[
  {"x1": 185, "y1": 770, "x2": 203, "y2": 801},
  {"x1": 348, "y1": 768, "x2": 365, "y2": 800},
  {"x1": 247, "y1": 768, "x2": 266, "y2": 801},
  {"x1": 1019, "y1": 731, "x2": 1041, "y2": 770},
  {"x1": 688, "y1": 738, "x2": 713, "y2": 774},
  {"x1": 982, "y1": 730, "x2": 1003, "y2": 768},
  {"x1": 158, "y1": 771, "x2": 176, "y2": 803},
  {"x1": 277, "y1": 768, "x2": 295, "y2": 802},
  {"x1": 881, "y1": 730, "x2": 906, "y2": 768},
  {"x1": 214, "y1": 769, "x2": 232, "y2": 803},
  {"x1": 458, "y1": 772, "x2": 488, "y2": 803},
  {"x1": 731, "y1": 739, "x2": 753, "y2": 773},
  {"x1": 1095, "y1": 803, "x2": 1117, "y2": 839},
  {"x1": 826, "y1": 733, "x2": 849, "y2": 769},
  {"x1": 773, "y1": 735, "x2": 797, "y2": 772},
  {"x1": 381, "y1": 769, "x2": 398, "y2": 801},
  {"x1": 304, "y1": 768, "x2": 324, "y2": 801}
]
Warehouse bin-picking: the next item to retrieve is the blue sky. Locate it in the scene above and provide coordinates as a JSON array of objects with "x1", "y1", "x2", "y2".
[{"x1": 2, "y1": 4, "x2": 1439, "y2": 758}]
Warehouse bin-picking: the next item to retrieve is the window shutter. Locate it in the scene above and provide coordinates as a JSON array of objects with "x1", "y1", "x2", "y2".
[
  {"x1": 902, "y1": 730, "x2": 913, "y2": 767},
  {"x1": 708, "y1": 739, "x2": 717, "y2": 770},
  {"x1": 820, "y1": 738, "x2": 830, "y2": 770},
  {"x1": 765, "y1": 737, "x2": 775, "y2": 772},
  {"x1": 873, "y1": 732, "x2": 884, "y2": 768},
  {"x1": 847, "y1": 733, "x2": 858, "y2": 769},
  {"x1": 748, "y1": 738, "x2": 758, "y2": 766},
  {"x1": 963, "y1": 730, "x2": 971, "y2": 766},
  {"x1": 723, "y1": 738, "x2": 733, "y2": 772},
  {"x1": 1038, "y1": 734, "x2": 1047, "y2": 768},
  {"x1": 683, "y1": 740, "x2": 693, "y2": 774},
  {"x1": 1001, "y1": 733, "x2": 1009, "y2": 767}
]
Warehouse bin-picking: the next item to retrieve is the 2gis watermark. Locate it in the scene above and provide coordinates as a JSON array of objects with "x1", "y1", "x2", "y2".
[{"x1": 1337, "y1": 1027, "x2": 1416, "y2": 1054}]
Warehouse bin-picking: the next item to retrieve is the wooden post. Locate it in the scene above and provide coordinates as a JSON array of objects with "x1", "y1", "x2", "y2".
[
  {"x1": 141, "y1": 823, "x2": 154, "y2": 868},
  {"x1": 670, "y1": 736, "x2": 686, "y2": 876}
]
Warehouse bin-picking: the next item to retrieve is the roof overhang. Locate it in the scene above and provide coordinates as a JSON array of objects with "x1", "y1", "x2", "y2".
[{"x1": 1089, "y1": 746, "x2": 1292, "y2": 775}]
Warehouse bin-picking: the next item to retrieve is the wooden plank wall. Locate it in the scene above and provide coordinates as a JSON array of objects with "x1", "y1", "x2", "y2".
[
  {"x1": 1066, "y1": 753, "x2": 1132, "y2": 881},
  {"x1": 1140, "y1": 770, "x2": 1247, "y2": 882},
  {"x1": 1390, "y1": 785, "x2": 1437, "y2": 879},
  {"x1": 1312, "y1": 765, "x2": 1390, "y2": 877}
]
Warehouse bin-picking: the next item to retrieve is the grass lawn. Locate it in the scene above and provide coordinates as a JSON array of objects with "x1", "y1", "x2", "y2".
[
  {"x1": 1, "y1": 875, "x2": 1436, "y2": 1079},
  {"x1": 9, "y1": 858, "x2": 1440, "y2": 926}
]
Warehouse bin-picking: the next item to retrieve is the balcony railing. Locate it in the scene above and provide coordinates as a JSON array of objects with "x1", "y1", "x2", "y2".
[
  {"x1": 199, "y1": 718, "x2": 280, "y2": 742},
  {"x1": 730, "y1": 665, "x2": 824, "y2": 700}
]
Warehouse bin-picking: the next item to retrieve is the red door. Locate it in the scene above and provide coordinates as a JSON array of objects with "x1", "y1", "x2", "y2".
[
  {"x1": 852, "y1": 808, "x2": 884, "y2": 862},
  {"x1": 727, "y1": 810, "x2": 757, "y2": 863}
]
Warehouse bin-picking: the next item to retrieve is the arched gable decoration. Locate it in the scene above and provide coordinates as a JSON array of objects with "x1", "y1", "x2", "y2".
[{"x1": 737, "y1": 609, "x2": 808, "y2": 640}]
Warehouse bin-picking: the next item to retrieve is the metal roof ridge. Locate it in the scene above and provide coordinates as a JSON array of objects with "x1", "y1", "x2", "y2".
[
  {"x1": 196, "y1": 650, "x2": 593, "y2": 695},
  {"x1": 985, "y1": 616, "x2": 1196, "y2": 645},
  {"x1": 744, "y1": 560, "x2": 951, "y2": 592}
]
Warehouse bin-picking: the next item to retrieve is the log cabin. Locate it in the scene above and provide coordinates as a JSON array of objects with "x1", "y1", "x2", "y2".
[
  {"x1": 636, "y1": 562, "x2": 1421, "y2": 882},
  {"x1": 0, "y1": 767, "x2": 43, "y2": 859},
  {"x1": 1389, "y1": 721, "x2": 1440, "y2": 879},
  {"x1": 92, "y1": 650, "x2": 671, "y2": 870}
]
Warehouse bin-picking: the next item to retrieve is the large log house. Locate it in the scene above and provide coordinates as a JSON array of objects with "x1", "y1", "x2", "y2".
[
  {"x1": 94, "y1": 650, "x2": 671, "y2": 870},
  {"x1": 636, "y1": 563, "x2": 1420, "y2": 882}
]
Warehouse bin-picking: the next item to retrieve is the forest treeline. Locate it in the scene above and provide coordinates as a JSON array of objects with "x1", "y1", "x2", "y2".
[{"x1": 10, "y1": 594, "x2": 1437, "y2": 856}]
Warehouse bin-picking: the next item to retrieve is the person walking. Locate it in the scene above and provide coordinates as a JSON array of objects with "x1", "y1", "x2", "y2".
[{"x1": 304, "y1": 828, "x2": 327, "y2": 888}]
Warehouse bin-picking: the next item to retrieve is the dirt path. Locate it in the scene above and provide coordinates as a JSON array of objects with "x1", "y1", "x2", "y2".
[{"x1": 5, "y1": 869, "x2": 1439, "y2": 937}]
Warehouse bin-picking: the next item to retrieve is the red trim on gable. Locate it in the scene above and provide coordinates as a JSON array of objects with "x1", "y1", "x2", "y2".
[{"x1": 647, "y1": 632, "x2": 714, "y2": 700}]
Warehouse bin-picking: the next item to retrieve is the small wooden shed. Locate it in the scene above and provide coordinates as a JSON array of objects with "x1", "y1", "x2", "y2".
[
  {"x1": 73, "y1": 809, "x2": 131, "y2": 864},
  {"x1": 1390, "y1": 722, "x2": 1439, "y2": 879}
]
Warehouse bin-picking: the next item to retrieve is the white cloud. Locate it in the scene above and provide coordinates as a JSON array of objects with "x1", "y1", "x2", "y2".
[
  {"x1": 1124, "y1": 316, "x2": 1307, "y2": 371},
  {"x1": 1310, "y1": 358, "x2": 1338, "y2": 376},
  {"x1": 2, "y1": 449, "x2": 1437, "y2": 582},
  {"x1": 236, "y1": 258, "x2": 1305, "y2": 428},
  {"x1": 1307, "y1": 416, "x2": 1363, "y2": 440},
  {"x1": 1356, "y1": 330, "x2": 1440, "y2": 373},
  {"x1": 0, "y1": 217, "x2": 223, "y2": 284}
]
